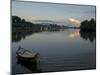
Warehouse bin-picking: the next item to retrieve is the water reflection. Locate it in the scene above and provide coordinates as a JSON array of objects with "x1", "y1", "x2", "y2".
[
  {"x1": 12, "y1": 28, "x2": 96, "y2": 43},
  {"x1": 68, "y1": 30, "x2": 96, "y2": 42},
  {"x1": 69, "y1": 31, "x2": 80, "y2": 38},
  {"x1": 12, "y1": 28, "x2": 61, "y2": 42},
  {"x1": 16, "y1": 56, "x2": 41, "y2": 73},
  {"x1": 12, "y1": 27, "x2": 96, "y2": 74},
  {"x1": 12, "y1": 28, "x2": 41, "y2": 42},
  {"x1": 80, "y1": 30, "x2": 96, "y2": 42}
]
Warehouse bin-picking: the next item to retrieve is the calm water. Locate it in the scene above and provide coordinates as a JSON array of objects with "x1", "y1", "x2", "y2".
[{"x1": 12, "y1": 29, "x2": 96, "y2": 74}]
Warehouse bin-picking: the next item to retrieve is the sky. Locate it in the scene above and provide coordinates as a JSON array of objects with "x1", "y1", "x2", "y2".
[{"x1": 12, "y1": 1, "x2": 96, "y2": 26}]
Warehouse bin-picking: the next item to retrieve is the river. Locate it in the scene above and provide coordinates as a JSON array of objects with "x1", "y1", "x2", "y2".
[{"x1": 12, "y1": 29, "x2": 96, "y2": 74}]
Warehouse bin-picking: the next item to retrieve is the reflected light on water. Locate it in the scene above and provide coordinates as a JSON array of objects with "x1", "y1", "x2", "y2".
[{"x1": 69, "y1": 31, "x2": 80, "y2": 38}]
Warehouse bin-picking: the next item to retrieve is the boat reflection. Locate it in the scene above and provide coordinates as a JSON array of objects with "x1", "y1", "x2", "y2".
[{"x1": 16, "y1": 55, "x2": 41, "y2": 73}]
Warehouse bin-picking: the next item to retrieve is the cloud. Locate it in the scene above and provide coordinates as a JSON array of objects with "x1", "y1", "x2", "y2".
[
  {"x1": 68, "y1": 18, "x2": 80, "y2": 26},
  {"x1": 21, "y1": 16, "x2": 40, "y2": 23}
]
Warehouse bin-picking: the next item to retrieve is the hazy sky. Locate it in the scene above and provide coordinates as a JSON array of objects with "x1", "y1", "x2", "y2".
[{"x1": 12, "y1": 1, "x2": 96, "y2": 26}]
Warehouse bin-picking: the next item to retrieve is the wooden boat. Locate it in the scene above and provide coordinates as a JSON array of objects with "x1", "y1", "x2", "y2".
[{"x1": 16, "y1": 46, "x2": 39, "y2": 61}]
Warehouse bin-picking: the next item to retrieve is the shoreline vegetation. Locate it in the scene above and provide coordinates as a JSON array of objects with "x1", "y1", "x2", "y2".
[
  {"x1": 12, "y1": 16, "x2": 79, "y2": 31},
  {"x1": 80, "y1": 18, "x2": 96, "y2": 32},
  {"x1": 12, "y1": 16, "x2": 96, "y2": 42},
  {"x1": 12, "y1": 16, "x2": 96, "y2": 31},
  {"x1": 80, "y1": 18, "x2": 96, "y2": 42}
]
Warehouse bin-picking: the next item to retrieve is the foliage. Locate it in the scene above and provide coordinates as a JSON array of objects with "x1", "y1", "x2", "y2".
[{"x1": 80, "y1": 18, "x2": 96, "y2": 31}]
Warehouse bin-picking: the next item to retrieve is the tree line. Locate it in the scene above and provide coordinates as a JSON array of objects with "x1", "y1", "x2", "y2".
[
  {"x1": 80, "y1": 18, "x2": 96, "y2": 32},
  {"x1": 12, "y1": 16, "x2": 62, "y2": 31},
  {"x1": 12, "y1": 16, "x2": 42, "y2": 31}
]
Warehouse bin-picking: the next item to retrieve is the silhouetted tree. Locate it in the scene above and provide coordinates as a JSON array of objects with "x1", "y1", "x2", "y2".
[
  {"x1": 80, "y1": 18, "x2": 96, "y2": 31},
  {"x1": 80, "y1": 18, "x2": 96, "y2": 42},
  {"x1": 21, "y1": 19, "x2": 26, "y2": 23},
  {"x1": 12, "y1": 16, "x2": 70, "y2": 42},
  {"x1": 89, "y1": 18, "x2": 96, "y2": 31},
  {"x1": 12, "y1": 16, "x2": 21, "y2": 23}
]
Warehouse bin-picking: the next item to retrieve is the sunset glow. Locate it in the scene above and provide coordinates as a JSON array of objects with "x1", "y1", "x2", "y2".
[{"x1": 68, "y1": 18, "x2": 80, "y2": 26}]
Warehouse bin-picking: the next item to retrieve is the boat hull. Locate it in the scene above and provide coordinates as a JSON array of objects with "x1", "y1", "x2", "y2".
[{"x1": 16, "y1": 53, "x2": 40, "y2": 62}]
